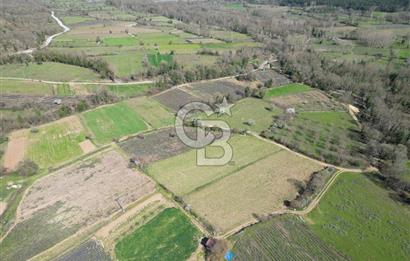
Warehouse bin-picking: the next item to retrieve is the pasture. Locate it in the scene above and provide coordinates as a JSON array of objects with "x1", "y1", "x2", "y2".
[
  {"x1": 0, "y1": 150, "x2": 155, "y2": 261},
  {"x1": 308, "y1": 173, "x2": 410, "y2": 260},
  {"x1": 265, "y1": 83, "x2": 312, "y2": 98},
  {"x1": 106, "y1": 83, "x2": 153, "y2": 97},
  {"x1": 231, "y1": 215, "x2": 346, "y2": 260},
  {"x1": 115, "y1": 208, "x2": 200, "y2": 261},
  {"x1": 27, "y1": 116, "x2": 88, "y2": 168},
  {"x1": 185, "y1": 149, "x2": 322, "y2": 233},
  {"x1": 125, "y1": 96, "x2": 175, "y2": 128},
  {"x1": 101, "y1": 52, "x2": 145, "y2": 77},
  {"x1": 0, "y1": 79, "x2": 53, "y2": 95},
  {"x1": 147, "y1": 53, "x2": 173, "y2": 66},
  {"x1": 0, "y1": 62, "x2": 100, "y2": 82},
  {"x1": 147, "y1": 135, "x2": 281, "y2": 196},
  {"x1": 198, "y1": 98, "x2": 281, "y2": 133},
  {"x1": 81, "y1": 102, "x2": 148, "y2": 144}
]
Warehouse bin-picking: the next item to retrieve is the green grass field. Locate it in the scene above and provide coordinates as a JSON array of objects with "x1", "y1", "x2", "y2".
[
  {"x1": 231, "y1": 215, "x2": 346, "y2": 260},
  {"x1": 0, "y1": 80, "x2": 53, "y2": 95},
  {"x1": 125, "y1": 96, "x2": 175, "y2": 128},
  {"x1": 147, "y1": 53, "x2": 173, "y2": 66},
  {"x1": 265, "y1": 83, "x2": 312, "y2": 97},
  {"x1": 147, "y1": 135, "x2": 280, "y2": 196},
  {"x1": 308, "y1": 173, "x2": 410, "y2": 260},
  {"x1": 0, "y1": 62, "x2": 100, "y2": 82},
  {"x1": 27, "y1": 121, "x2": 86, "y2": 168},
  {"x1": 61, "y1": 16, "x2": 95, "y2": 25},
  {"x1": 102, "y1": 52, "x2": 145, "y2": 77},
  {"x1": 199, "y1": 98, "x2": 280, "y2": 133},
  {"x1": 82, "y1": 102, "x2": 148, "y2": 144},
  {"x1": 107, "y1": 83, "x2": 153, "y2": 97},
  {"x1": 115, "y1": 208, "x2": 200, "y2": 261}
]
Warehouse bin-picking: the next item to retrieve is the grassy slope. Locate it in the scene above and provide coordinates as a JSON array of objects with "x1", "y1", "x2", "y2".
[
  {"x1": 82, "y1": 102, "x2": 148, "y2": 144},
  {"x1": 308, "y1": 173, "x2": 410, "y2": 260},
  {"x1": 125, "y1": 96, "x2": 175, "y2": 128},
  {"x1": 0, "y1": 62, "x2": 100, "y2": 82},
  {"x1": 115, "y1": 208, "x2": 200, "y2": 261},
  {"x1": 107, "y1": 83, "x2": 153, "y2": 97},
  {"x1": 265, "y1": 83, "x2": 312, "y2": 97}
]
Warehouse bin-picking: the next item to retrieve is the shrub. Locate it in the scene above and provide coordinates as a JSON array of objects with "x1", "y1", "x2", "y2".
[{"x1": 16, "y1": 160, "x2": 38, "y2": 176}]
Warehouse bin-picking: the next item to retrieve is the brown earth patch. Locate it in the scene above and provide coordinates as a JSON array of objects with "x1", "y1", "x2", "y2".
[
  {"x1": 79, "y1": 140, "x2": 96, "y2": 154},
  {"x1": 3, "y1": 129, "x2": 29, "y2": 171},
  {"x1": 0, "y1": 201, "x2": 7, "y2": 216}
]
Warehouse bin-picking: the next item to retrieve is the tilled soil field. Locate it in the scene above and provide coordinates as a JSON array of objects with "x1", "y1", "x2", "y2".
[
  {"x1": 252, "y1": 69, "x2": 291, "y2": 86},
  {"x1": 1, "y1": 150, "x2": 155, "y2": 261},
  {"x1": 57, "y1": 240, "x2": 112, "y2": 261},
  {"x1": 183, "y1": 79, "x2": 246, "y2": 103},
  {"x1": 119, "y1": 127, "x2": 196, "y2": 164},
  {"x1": 152, "y1": 88, "x2": 202, "y2": 112}
]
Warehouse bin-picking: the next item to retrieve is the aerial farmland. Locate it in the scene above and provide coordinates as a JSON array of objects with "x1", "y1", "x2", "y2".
[{"x1": 0, "y1": 0, "x2": 409, "y2": 260}]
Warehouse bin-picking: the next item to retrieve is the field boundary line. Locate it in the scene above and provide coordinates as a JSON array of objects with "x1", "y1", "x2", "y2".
[
  {"x1": 183, "y1": 148, "x2": 283, "y2": 196},
  {"x1": 0, "y1": 77, "x2": 154, "y2": 85}
]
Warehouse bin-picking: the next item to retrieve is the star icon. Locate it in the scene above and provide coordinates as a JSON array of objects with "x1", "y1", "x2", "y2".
[{"x1": 215, "y1": 97, "x2": 234, "y2": 116}]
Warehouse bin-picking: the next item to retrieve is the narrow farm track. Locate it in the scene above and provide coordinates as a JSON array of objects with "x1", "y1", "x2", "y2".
[{"x1": 0, "y1": 77, "x2": 154, "y2": 85}]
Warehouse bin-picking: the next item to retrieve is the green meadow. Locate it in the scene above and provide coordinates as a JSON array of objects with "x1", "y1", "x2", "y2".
[
  {"x1": 82, "y1": 102, "x2": 148, "y2": 144},
  {"x1": 115, "y1": 208, "x2": 200, "y2": 261},
  {"x1": 265, "y1": 83, "x2": 312, "y2": 97},
  {"x1": 308, "y1": 173, "x2": 410, "y2": 261}
]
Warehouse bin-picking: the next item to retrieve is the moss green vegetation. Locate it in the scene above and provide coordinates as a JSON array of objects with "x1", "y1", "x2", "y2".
[
  {"x1": 0, "y1": 79, "x2": 53, "y2": 95},
  {"x1": 264, "y1": 111, "x2": 367, "y2": 167},
  {"x1": 147, "y1": 53, "x2": 173, "y2": 66},
  {"x1": 115, "y1": 208, "x2": 200, "y2": 261},
  {"x1": 102, "y1": 52, "x2": 144, "y2": 77},
  {"x1": 0, "y1": 62, "x2": 100, "y2": 82},
  {"x1": 107, "y1": 83, "x2": 153, "y2": 97},
  {"x1": 223, "y1": 2, "x2": 246, "y2": 10},
  {"x1": 147, "y1": 135, "x2": 281, "y2": 196},
  {"x1": 265, "y1": 83, "x2": 312, "y2": 97},
  {"x1": 0, "y1": 202, "x2": 80, "y2": 261},
  {"x1": 231, "y1": 215, "x2": 346, "y2": 260},
  {"x1": 200, "y1": 98, "x2": 280, "y2": 133},
  {"x1": 125, "y1": 96, "x2": 175, "y2": 128},
  {"x1": 308, "y1": 173, "x2": 410, "y2": 260},
  {"x1": 61, "y1": 16, "x2": 95, "y2": 25},
  {"x1": 55, "y1": 84, "x2": 74, "y2": 96},
  {"x1": 27, "y1": 123, "x2": 86, "y2": 168},
  {"x1": 82, "y1": 102, "x2": 148, "y2": 144}
]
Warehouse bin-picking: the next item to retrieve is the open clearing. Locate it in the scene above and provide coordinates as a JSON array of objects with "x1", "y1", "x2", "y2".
[
  {"x1": 147, "y1": 135, "x2": 282, "y2": 196},
  {"x1": 0, "y1": 150, "x2": 155, "y2": 261},
  {"x1": 269, "y1": 90, "x2": 346, "y2": 112},
  {"x1": 198, "y1": 98, "x2": 281, "y2": 133},
  {"x1": 307, "y1": 173, "x2": 410, "y2": 260},
  {"x1": 27, "y1": 115, "x2": 88, "y2": 168},
  {"x1": 251, "y1": 70, "x2": 291, "y2": 86},
  {"x1": 125, "y1": 96, "x2": 175, "y2": 129},
  {"x1": 265, "y1": 83, "x2": 312, "y2": 98},
  {"x1": 231, "y1": 215, "x2": 346, "y2": 261},
  {"x1": 119, "y1": 127, "x2": 194, "y2": 164},
  {"x1": 82, "y1": 102, "x2": 148, "y2": 144},
  {"x1": 0, "y1": 62, "x2": 100, "y2": 82},
  {"x1": 115, "y1": 208, "x2": 201, "y2": 261},
  {"x1": 185, "y1": 149, "x2": 322, "y2": 233},
  {"x1": 0, "y1": 79, "x2": 54, "y2": 96}
]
